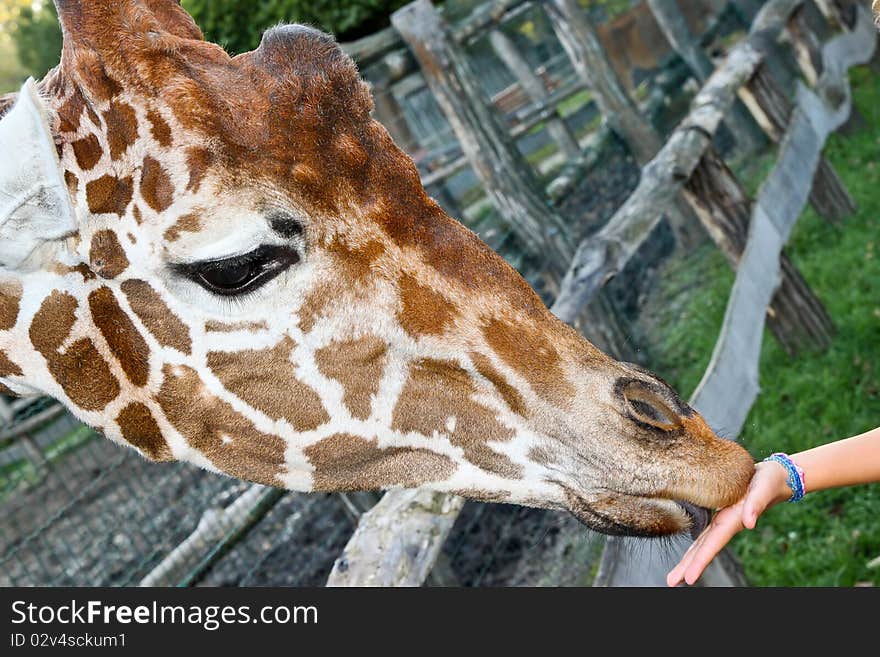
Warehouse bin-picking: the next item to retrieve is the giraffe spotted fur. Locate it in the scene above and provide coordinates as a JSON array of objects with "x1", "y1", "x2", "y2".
[{"x1": 0, "y1": 1, "x2": 754, "y2": 538}]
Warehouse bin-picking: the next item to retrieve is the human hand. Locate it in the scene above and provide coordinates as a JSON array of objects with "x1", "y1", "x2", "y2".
[{"x1": 666, "y1": 460, "x2": 793, "y2": 586}]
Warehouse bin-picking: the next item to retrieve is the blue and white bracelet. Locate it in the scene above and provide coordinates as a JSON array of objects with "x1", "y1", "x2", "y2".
[{"x1": 763, "y1": 452, "x2": 806, "y2": 502}]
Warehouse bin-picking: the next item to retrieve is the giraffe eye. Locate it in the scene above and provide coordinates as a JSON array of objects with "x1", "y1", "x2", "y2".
[{"x1": 174, "y1": 245, "x2": 299, "y2": 296}]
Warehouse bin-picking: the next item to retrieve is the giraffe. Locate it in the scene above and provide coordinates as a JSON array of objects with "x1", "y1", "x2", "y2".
[{"x1": 0, "y1": 0, "x2": 754, "y2": 539}]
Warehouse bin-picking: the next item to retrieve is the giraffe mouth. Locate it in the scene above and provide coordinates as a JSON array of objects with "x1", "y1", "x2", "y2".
[
  {"x1": 675, "y1": 500, "x2": 711, "y2": 540},
  {"x1": 563, "y1": 487, "x2": 710, "y2": 539}
]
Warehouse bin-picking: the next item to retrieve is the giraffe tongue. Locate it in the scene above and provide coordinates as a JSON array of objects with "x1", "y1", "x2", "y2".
[
  {"x1": 0, "y1": 78, "x2": 77, "y2": 270},
  {"x1": 676, "y1": 500, "x2": 711, "y2": 540}
]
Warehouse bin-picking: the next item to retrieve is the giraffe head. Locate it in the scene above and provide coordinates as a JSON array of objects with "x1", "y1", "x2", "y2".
[{"x1": 0, "y1": 1, "x2": 753, "y2": 538}]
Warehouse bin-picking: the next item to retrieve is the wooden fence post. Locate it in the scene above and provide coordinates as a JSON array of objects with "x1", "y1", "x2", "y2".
[
  {"x1": 739, "y1": 63, "x2": 856, "y2": 221},
  {"x1": 487, "y1": 28, "x2": 582, "y2": 160},
  {"x1": 646, "y1": 0, "x2": 766, "y2": 156},
  {"x1": 683, "y1": 148, "x2": 834, "y2": 354},
  {"x1": 364, "y1": 63, "x2": 419, "y2": 155},
  {"x1": 391, "y1": 0, "x2": 574, "y2": 273},
  {"x1": 543, "y1": 0, "x2": 705, "y2": 249}
]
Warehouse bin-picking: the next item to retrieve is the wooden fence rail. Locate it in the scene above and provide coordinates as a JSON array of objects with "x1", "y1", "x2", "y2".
[{"x1": 326, "y1": 0, "x2": 874, "y2": 587}]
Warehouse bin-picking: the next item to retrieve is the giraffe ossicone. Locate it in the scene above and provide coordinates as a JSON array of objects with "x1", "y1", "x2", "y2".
[{"x1": 0, "y1": 0, "x2": 754, "y2": 539}]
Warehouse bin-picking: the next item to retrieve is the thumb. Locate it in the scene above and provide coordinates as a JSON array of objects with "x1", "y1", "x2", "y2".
[{"x1": 742, "y1": 502, "x2": 761, "y2": 529}]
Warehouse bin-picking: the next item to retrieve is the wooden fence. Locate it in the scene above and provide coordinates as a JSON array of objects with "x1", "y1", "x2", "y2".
[{"x1": 326, "y1": 0, "x2": 877, "y2": 587}]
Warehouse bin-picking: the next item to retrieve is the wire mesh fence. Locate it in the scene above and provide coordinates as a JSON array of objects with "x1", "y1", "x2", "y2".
[{"x1": 0, "y1": 405, "x2": 606, "y2": 587}]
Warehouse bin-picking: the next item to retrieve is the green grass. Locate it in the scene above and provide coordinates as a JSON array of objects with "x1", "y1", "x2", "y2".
[{"x1": 641, "y1": 65, "x2": 880, "y2": 586}]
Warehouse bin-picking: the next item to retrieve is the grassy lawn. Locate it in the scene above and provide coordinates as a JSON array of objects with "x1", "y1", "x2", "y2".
[{"x1": 640, "y1": 65, "x2": 880, "y2": 586}]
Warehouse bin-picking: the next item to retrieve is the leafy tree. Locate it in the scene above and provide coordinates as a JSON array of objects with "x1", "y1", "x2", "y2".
[
  {"x1": 0, "y1": 0, "x2": 31, "y2": 26},
  {"x1": 182, "y1": 0, "x2": 411, "y2": 55},
  {"x1": 8, "y1": 1, "x2": 61, "y2": 82}
]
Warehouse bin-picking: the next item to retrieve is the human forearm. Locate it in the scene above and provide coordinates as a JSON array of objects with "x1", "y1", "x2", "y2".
[{"x1": 792, "y1": 426, "x2": 880, "y2": 493}]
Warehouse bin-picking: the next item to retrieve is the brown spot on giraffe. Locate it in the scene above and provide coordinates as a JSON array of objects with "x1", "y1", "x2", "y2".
[
  {"x1": 157, "y1": 364, "x2": 287, "y2": 486},
  {"x1": 527, "y1": 445, "x2": 554, "y2": 467},
  {"x1": 73, "y1": 263, "x2": 96, "y2": 281},
  {"x1": 29, "y1": 290, "x2": 77, "y2": 355},
  {"x1": 64, "y1": 170, "x2": 79, "y2": 198},
  {"x1": 296, "y1": 289, "x2": 326, "y2": 335},
  {"x1": 392, "y1": 358, "x2": 521, "y2": 478},
  {"x1": 71, "y1": 134, "x2": 103, "y2": 170},
  {"x1": 471, "y1": 352, "x2": 528, "y2": 418},
  {"x1": 120, "y1": 279, "x2": 192, "y2": 354},
  {"x1": 483, "y1": 317, "x2": 575, "y2": 410},
  {"x1": 89, "y1": 230, "x2": 129, "y2": 279},
  {"x1": 116, "y1": 401, "x2": 173, "y2": 461},
  {"x1": 207, "y1": 337, "x2": 330, "y2": 432},
  {"x1": 132, "y1": 205, "x2": 143, "y2": 225},
  {"x1": 304, "y1": 433, "x2": 456, "y2": 491},
  {"x1": 50, "y1": 262, "x2": 97, "y2": 281},
  {"x1": 327, "y1": 237, "x2": 385, "y2": 280},
  {"x1": 57, "y1": 89, "x2": 85, "y2": 133},
  {"x1": 30, "y1": 291, "x2": 120, "y2": 411},
  {"x1": 204, "y1": 320, "x2": 269, "y2": 333},
  {"x1": 0, "y1": 350, "x2": 23, "y2": 378},
  {"x1": 185, "y1": 146, "x2": 213, "y2": 192},
  {"x1": 448, "y1": 488, "x2": 511, "y2": 503},
  {"x1": 314, "y1": 335, "x2": 387, "y2": 421},
  {"x1": 297, "y1": 237, "x2": 385, "y2": 334},
  {"x1": 397, "y1": 272, "x2": 457, "y2": 337},
  {"x1": 146, "y1": 108, "x2": 173, "y2": 147},
  {"x1": 88, "y1": 287, "x2": 150, "y2": 387},
  {"x1": 103, "y1": 99, "x2": 139, "y2": 160},
  {"x1": 140, "y1": 155, "x2": 175, "y2": 213},
  {"x1": 0, "y1": 280, "x2": 22, "y2": 331},
  {"x1": 86, "y1": 175, "x2": 134, "y2": 216},
  {"x1": 163, "y1": 212, "x2": 201, "y2": 242},
  {"x1": 85, "y1": 105, "x2": 101, "y2": 130}
]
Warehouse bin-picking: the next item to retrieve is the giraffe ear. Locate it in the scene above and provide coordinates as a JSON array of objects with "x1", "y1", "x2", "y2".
[{"x1": 0, "y1": 79, "x2": 77, "y2": 270}]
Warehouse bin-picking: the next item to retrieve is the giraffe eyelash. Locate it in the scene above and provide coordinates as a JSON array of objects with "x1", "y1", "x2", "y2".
[{"x1": 171, "y1": 244, "x2": 300, "y2": 297}]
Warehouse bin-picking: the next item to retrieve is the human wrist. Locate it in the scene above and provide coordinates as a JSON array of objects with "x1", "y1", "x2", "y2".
[{"x1": 763, "y1": 453, "x2": 806, "y2": 502}]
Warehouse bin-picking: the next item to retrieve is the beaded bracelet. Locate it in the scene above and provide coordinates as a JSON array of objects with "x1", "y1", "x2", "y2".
[{"x1": 763, "y1": 452, "x2": 806, "y2": 502}]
